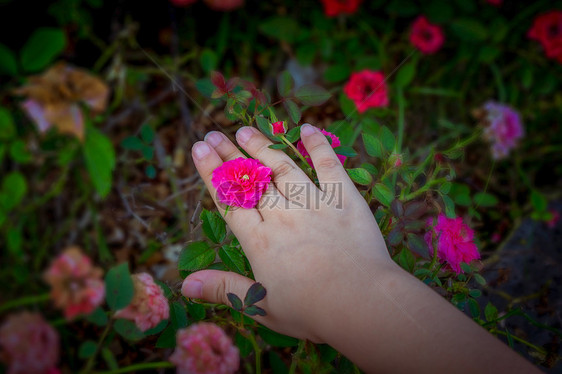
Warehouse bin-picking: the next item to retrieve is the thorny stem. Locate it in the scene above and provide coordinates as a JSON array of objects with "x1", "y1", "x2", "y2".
[{"x1": 280, "y1": 135, "x2": 308, "y2": 165}]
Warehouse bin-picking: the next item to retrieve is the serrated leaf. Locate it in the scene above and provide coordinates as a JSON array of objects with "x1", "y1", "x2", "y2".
[
  {"x1": 373, "y1": 183, "x2": 394, "y2": 207},
  {"x1": 244, "y1": 305, "x2": 267, "y2": 316},
  {"x1": 283, "y1": 99, "x2": 301, "y2": 124},
  {"x1": 285, "y1": 126, "x2": 301, "y2": 143},
  {"x1": 406, "y1": 233, "x2": 429, "y2": 258},
  {"x1": 178, "y1": 241, "x2": 215, "y2": 272},
  {"x1": 277, "y1": 70, "x2": 294, "y2": 97},
  {"x1": 170, "y1": 301, "x2": 188, "y2": 329},
  {"x1": 442, "y1": 194, "x2": 455, "y2": 218},
  {"x1": 227, "y1": 293, "x2": 243, "y2": 311},
  {"x1": 347, "y1": 168, "x2": 373, "y2": 186},
  {"x1": 380, "y1": 126, "x2": 396, "y2": 152},
  {"x1": 334, "y1": 146, "x2": 357, "y2": 157},
  {"x1": 105, "y1": 263, "x2": 134, "y2": 311},
  {"x1": 256, "y1": 116, "x2": 273, "y2": 137},
  {"x1": 200, "y1": 209, "x2": 226, "y2": 244},
  {"x1": 469, "y1": 289, "x2": 482, "y2": 298},
  {"x1": 244, "y1": 282, "x2": 267, "y2": 306},
  {"x1": 468, "y1": 298, "x2": 480, "y2": 318},
  {"x1": 294, "y1": 84, "x2": 331, "y2": 106},
  {"x1": 473, "y1": 273, "x2": 486, "y2": 286},
  {"x1": 218, "y1": 245, "x2": 246, "y2": 274},
  {"x1": 362, "y1": 133, "x2": 383, "y2": 158},
  {"x1": 21, "y1": 28, "x2": 66, "y2": 72},
  {"x1": 114, "y1": 319, "x2": 144, "y2": 341}
]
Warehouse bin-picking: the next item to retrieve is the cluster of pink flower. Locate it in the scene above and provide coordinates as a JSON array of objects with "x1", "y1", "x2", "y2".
[
  {"x1": 170, "y1": 0, "x2": 243, "y2": 11},
  {"x1": 528, "y1": 11, "x2": 562, "y2": 64},
  {"x1": 425, "y1": 214, "x2": 480, "y2": 274},
  {"x1": 482, "y1": 101, "x2": 524, "y2": 160}
]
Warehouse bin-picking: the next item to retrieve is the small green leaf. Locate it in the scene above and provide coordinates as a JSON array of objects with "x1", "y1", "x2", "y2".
[
  {"x1": 283, "y1": 99, "x2": 301, "y2": 124},
  {"x1": 395, "y1": 61, "x2": 416, "y2": 88},
  {"x1": 442, "y1": 194, "x2": 455, "y2": 218},
  {"x1": 398, "y1": 248, "x2": 416, "y2": 273},
  {"x1": 114, "y1": 319, "x2": 144, "y2": 341},
  {"x1": 86, "y1": 307, "x2": 108, "y2": 326},
  {"x1": 9, "y1": 140, "x2": 32, "y2": 163},
  {"x1": 451, "y1": 19, "x2": 488, "y2": 42},
  {"x1": 373, "y1": 183, "x2": 394, "y2": 207},
  {"x1": 244, "y1": 305, "x2": 267, "y2": 316},
  {"x1": 256, "y1": 116, "x2": 273, "y2": 137},
  {"x1": 0, "y1": 172, "x2": 27, "y2": 211},
  {"x1": 467, "y1": 298, "x2": 480, "y2": 318},
  {"x1": 218, "y1": 245, "x2": 246, "y2": 274},
  {"x1": 277, "y1": 71, "x2": 294, "y2": 97},
  {"x1": 101, "y1": 348, "x2": 118, "y2": 370},
  {"x1": 323, "y1": 64, "x2": 350, "y2": 83},
  {"x1": 78, "y1": 340, "x2": 97, "y2": 359},
  {"x1": 195, "y1": 78, "x2": 215, "y2": 98},
  {"x1": 460, "y1": 262, "x2": 472, "y2": 273},
  {"x1": 380, "y1": 126, "x2": 396, "y2": 152},
  {"x1": 0, "y1": 44, "x2": 18, "y2": 76},
  {"x1": 227, "y1": 293, "x2": 243, "y2": 311},
  {"x1": 268, "y1": 143, "x2": 289, "y2": 150},
  {"x1": 484, "y1": 302, "x2": 498, "y2": 322},
  {"x1": 144, "y1": 319, "x2": 168, "y2": 336},
  {"x1": 84, "y1": 126, "x2": 115, "y2": 198},
  {"x1": 473, "y1": 273, "x2": 486, "y2": 286},
  {"x1": 285, "y1": 126, "x2": 301, "y2": 143},
  {"x1": 155, "y1": 325, "x2": 177, "y2": 348},
  {"x1": 121, "y1": 136, "x2": 144, "y2": 150},
  {"x1": 530, "y1": 190, "x2": 547, "y2": 212},
  {"x1": 406, "y1": 233, "x2": 430, "y2": 258},
  {"x1": 333, "y1": 146, "x2": 357, "y2": 157},
  {"x1": 294, "y1": 84, "x2": 331, "y2": 106},
  {"x1": 105, "y1": 263, "x2": 134, "y2": 311},
  {"x1": 362, "y1": 133, "x2": 383, "y2": 158},
  {"x1": 178, "y1": 241, "x2": 215, "y2": 272},
  {"x1": 21, "y1": 28, "x2": 66, "y2": 72},
  {"x1": 170, "y1": 301, "x2": 188, "y2": 329},
  {"x1": 244, "y1": 282, "x2": 267, "y2": 307},
  {"x1": 0, "y1": 107, "x2": 15, "y2": 140},
  {"x1": 186, "y1": 302, "x2": 206, "y2": 321},
  {"x1": 145, "y1": 165, "x2": 156, "y2": 179},
  {"x1": 259, "y1": 16, "x2": 299, "y2": 42},
  {"x1": 141, "y1": 145, "x2": 154, "y2": 161},
  {"x1": 474, "y1": 192, "x2": 498, "y2": 207},
  {"x1": 347, "y1": 168, "x2": 373, "y2": 186},
  {"x1": 140, "y1": 124, "x2": 155, "y2": 143},
  {"x1": 200, "y1": 209, "x2": 226, "y2": 244},
  {"x1": 439, "y1": 182, "x2": 452, "y2": 195},
  {"x1": 469, "y1": 289, "x2": 482, "y2": 298},
  {"x1": 200, "y1": 49, "x2": 217, "y2": 74}
]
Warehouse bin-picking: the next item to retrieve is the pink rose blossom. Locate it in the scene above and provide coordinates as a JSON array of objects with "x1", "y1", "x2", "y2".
[
  {"x1": 170, "y1": 323, "x2": 239, "y2": 374},
  {"x1": 0, "y1": 312, "x2": 60, "y2": 374},
  {"x1": 44, "y1": 247, "x2": 105, "y2": 320},
  {"x1": 409, "y1": 16, "x2": 445, "y2": 54},
  {"x1": 343, "y1": 70, "x2": 389, "y2": 113},
  {"x1": 211, "y1": 157, "x2": 272, "y2": 209},
  {"x1": 424, "y1": 214, "x2": 480, "y2": 274},
  {"x1": 483, "y1": 101, "x2": 524, "y2": 160},
  {"x1": 320, "y1": 0, "x2": 362, "y2": 17},
  {"x1": 297, "y1": 129, "x2": 346, "y2": 168},
  {"x1": 271, "y1": 121, "x2": 287, "y2": 135},
  {"x1": 528, "y1": 11, "x2": 562, "y2": 64},
  {"x1": 204, "y1": 0, "x2": 243, "y2": 11},
  {"x1": 114, "y1": 273, "x2": 169, "y2": 332}
]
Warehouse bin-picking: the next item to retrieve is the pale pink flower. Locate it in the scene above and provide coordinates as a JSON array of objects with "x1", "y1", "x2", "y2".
[
  {"x1": 114, "y1": 273, "x2": 169, "y2": 332},
  {"x1": 44, "y1": 247, "x2": 105, "y2": 320},
  {"x1": 271, "y1": 121, "x2": 287, "y2": 135},
  {"x1": 0, "y1": 312, "x2": 60, "y2": 374},
  {"x1": 170, "y1": 323, "x2": 239, "y2": 374},
  {"x1": 424, "y1": 214, "x2": 480, "y2": 274},
  {"x1": 297, "y1": 129, "x2": 346, "y2": 168},
  {"x1": 483, "y1": 102, "x2": 524, "y2": 159},
  {"x1": 211, "y1": 157, "x2": 272, "y2": 209}
]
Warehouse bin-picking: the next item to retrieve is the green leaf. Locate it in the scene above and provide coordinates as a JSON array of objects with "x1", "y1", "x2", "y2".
[
  {"x1": 170, "y1": 301, "x2": 188, "y2": 329},
  {"x1": 114, "y1": 319, "x2": 144, "y2": 341},
  {"x1": 484, "y1": 302, "x2": 498, "y2": 322},
  {"x1": 277, "y1": 71, "x2": 294, "y2": 97},
  {"x1": 144, "y1": 319, "x2": 168, "y2": 336},
  {"x1": 294, "y1": 84, "x2": 331, "y2": 106},
  {"x1": 467, "y1": 298, "x2": 480, "y2": 318},
  {"x1": 78, "y1": 340, "x2": 97, "y2": 359},
  {"x1": 362, "y1": 133, "x2": 383, "y2": 158},
  {"x1": 186, "y1": 302, "x2": 206, "y2": 321},
  {"x1": 406, "y1": 233, "x2": 429, "y2": 258},
  {"x1": 141, "y1": 145, "x2": 154, "y2": 161},
  {"x1": 268, "y1": 143, "x2": 288, "y2": 150},
  {"x1": 200, "y1": 49, "x2": 217, "y2": 74},
  {"x1": 155, "y1": 325, "x2": 177, "y2": 348},
  {"x1": 140, "y1": 124, "x2": 155, "y2": 143},
  {"x1": 0, "y1": 107, "x2": 15, "y2": 140},
  {"x1": 469, "y1": 289, "x2": 482, "y2": 298},
  {"x1": 395, "y1": 61, "x2": 416, "y2": 88},
  {"x1": 145, "y1": 165, "x2": 156, "y2": 179},
  {"x1": 380, "y1": 126, "x2": 396, "y2": 152},
  {"x1": 244, "y1": 305, "x2": 267, "y2": 316},
  {"x1": 285, "y1": 126, "x2": 301, "y2": 143},
  {"x1": 530, "y1": 190, "x2": 547, "y2": 212},
  {"x1": 200, "y1": 209, "x2": 226, "y2": 244},
  {"x1": 451, "y1": 19, "x2": 488, "y2": 42},
  {"x1": 259, "y1": 16, "x2": 299, "y2": 42},
  {"x1": 474, "y1": 192, "x2": 498, "y2": 207},
  {"x1": 333, "y1": 146, "x2": 357, "y2": 157},
  {"x1": 424, "y1": 0, "x2": 453, "y2": 23},
  {"x1": 195, "y1": 78, "x2": 215, "y2": 98},
  {"x1": 227, "y1": 293, "x2": 243, "y2": 311},
  {"x1": 373, "y1": 183, "x2": 394, "y2": 207},
  {"x1": 439, "y1": 182, "x2": 452, "y2": 195},
  {"x1": 257, "y1": 326, "x2": 299, "y2": 347},
  {"x1": 218, "y1": 245, "x2": 246, "y2": 274},
  {"x1": 0, "y1": 43, "x2": 18, "y2": 76},
  {"x1": 450, "y1": 183, "x2": 471, "y2": 207},
  {"x1": 20, "y1": 28, "x2": 66, "y2": 72},
  {"x1": 398, "y1": 248, "x2": 416, "y2": 273},
  {"x1": 84, "y1": 126, "x2": 115, "y2": 198},
  {"x1": 105, "y1": 263, "x2": 134, "y2": 311},
  {"x1": 283, "y1": 99, "x2": 301, "y2": 124},
  {"x1": 178, "y1": 241, "x2": 215, "y2": 271},
  {"x1": 473, "y1": 273, "x2": 486, "y2": 286},
  {"x1": 86, "y1": 307, "x2": 108, "y2": 326},
  {"x1": 121, "y1": 136, "x2": 144, "y2": 150},
  {"x1": 347, "y1": 168, "x2": 373, "y2": 186},
  {"x1": 256, "y1": 116, "x2": 273, "y2": 137},
  {"x1": 269, "y1": 351, "x2": 289, "y2": 374},
  {"x1": 0, "y1": 172, "x2": 27, "y2": 211},
  {"x1": 9, "y1": 140, "x2": 32, "y2": 163},
  {"x1": 442, "y1": 194, "x2": 455, "y2": 218},
  {"x1": 244, "y1": 282, "x2": 267, "y2": 307},
  {"x1": 235, "y1": 332, "x2": 253, "y2": 357},
  {"x1": 101, "y1": 348, "x2": 118, "y2": 370}
]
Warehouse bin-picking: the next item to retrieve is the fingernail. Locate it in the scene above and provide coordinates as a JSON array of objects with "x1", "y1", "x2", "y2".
[
  {"x1": 204, "y1": 131, "x2": 223, "y2": 147},
  {"x1": 182, "y1": 279, "x2": 203, "y2": 298},
  {"x1": 192, "y1": 142, "x2": 211, "y2": 159},
  {"x1": 300, "y1": 123, "x2": 315, "y2": 136},
  {"x1": 236, "y1": 126, "x2": 256, "y2": 144}
]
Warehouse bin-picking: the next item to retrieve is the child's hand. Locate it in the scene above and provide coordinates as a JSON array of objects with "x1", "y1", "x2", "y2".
[{"x1": 183, "y1": 124, "x2": 394, "y2": 342}]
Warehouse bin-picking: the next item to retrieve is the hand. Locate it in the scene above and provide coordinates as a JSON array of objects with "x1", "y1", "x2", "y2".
[{"x1": 182, "y1": 123, "x2": 393, "y2": 342}]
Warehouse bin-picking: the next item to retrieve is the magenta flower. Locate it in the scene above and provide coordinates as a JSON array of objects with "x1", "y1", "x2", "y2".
[
  {"x1": 297, "y1": 129, "x2": 346, "y2": 168},
  {"x1": 409, "y1": 16, "x2": 445, "y2": 54},
  {"x1": 170, "y1": 323, "x2": 239, "y2": 374},
  {"x1": 424, "y1": 214, "x2": 480, "y2": 274},
  {"x1": 211, "y1": 157, "x2": 272, "y2": 209},
  {"x1": 114, "y1": 273, "x2": 169, "y2": 332},
  {"x1": 483, "y1": 102, "x2": 524, "y2": 160},
  {"x1": 0, "y1": 312, "x2": 60, "y2": 374},
  {"x1": 204, "y1": 0, "x2": 244, "y2": 11},
  {"x1": 271, "y1": 121, "x2": 287, "y2": 135},
  {"x1": 44, "y1": 247, "x2": 105, "y2": 320},
  {"x1": 343, "y1": 70, "x2": 389, "y2": 113}
]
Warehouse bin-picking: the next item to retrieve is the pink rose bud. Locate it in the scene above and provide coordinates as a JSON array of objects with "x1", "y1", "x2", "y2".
[
  {"x1": 270, "y1": 121, "x2": 287, "y2": 135},
  {"x1": 390, "y1": 154, "x2": 402, "y2": 168}
]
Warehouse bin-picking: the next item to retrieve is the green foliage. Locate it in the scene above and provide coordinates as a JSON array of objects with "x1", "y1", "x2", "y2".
[
  {"x1": 200, "y1": 209, "x2": 227, "y2": 244},
  {"x1": 105, "y1": 263, "x2": 134, "y2": 311},
  {"x1": 20, "y1": 28, "x2": 66, "y2": 72},
  {"x1": 178, "y1": 241, "x2": 216, "y2": 272},
  {"x1": 84, "y1": 126, "x2": 116, "y2": 197}
]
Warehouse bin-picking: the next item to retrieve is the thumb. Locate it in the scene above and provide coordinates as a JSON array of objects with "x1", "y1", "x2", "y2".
[{"x1": 182, "y1": 269, "x2": 256, "y2": 308}]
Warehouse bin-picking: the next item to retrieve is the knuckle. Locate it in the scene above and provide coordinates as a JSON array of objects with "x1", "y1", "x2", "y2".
[
  {"x1": 272, "y1": 160, "x2": 296, "y2": 180},
  {"x1": 215, "y1": 277, "x2": 228, "y2": 304},
  {"x1": 252, "y1": 139, "x2": 271, "y2": 158},
  {"x1": 223, "y1": 147, "x2": 241, "y2": 161},
  {"x1": 315, "y1": 157, "x2": 341, "y2": 170}
]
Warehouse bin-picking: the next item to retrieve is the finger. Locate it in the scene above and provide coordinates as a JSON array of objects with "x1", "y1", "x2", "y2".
[
  {"x1": 299, "y1": 124, "x2": 352, "y2": 187},
  {"x1": 182, "y1": 270, "x2": 267, "y2": 323},
  {"x1": 236, "y1": 126, "x2": 317, "y2": 204},
  {"x1": 192, "y1": 141, "x2": 262, "y2": 232}
]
